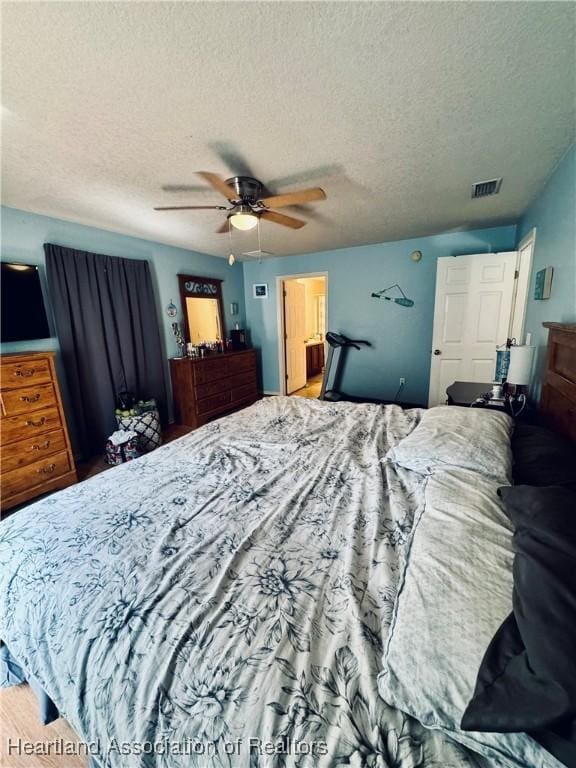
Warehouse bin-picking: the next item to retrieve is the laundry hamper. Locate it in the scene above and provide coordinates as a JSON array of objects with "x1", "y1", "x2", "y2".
[{"x1": 115, "y1": 400, "x2": 162, "y2": 453}]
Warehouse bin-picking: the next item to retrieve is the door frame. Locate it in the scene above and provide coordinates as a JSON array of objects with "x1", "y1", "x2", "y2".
[
  {"x1": 427, "y1": 246, "x2": 535, "y2": 407},
  {"x1": 276, "y1": 272, "x2": 329, "y2": 396},
  {"x1": 510, "y1": 228, "x2": 536, "y2": 344}
]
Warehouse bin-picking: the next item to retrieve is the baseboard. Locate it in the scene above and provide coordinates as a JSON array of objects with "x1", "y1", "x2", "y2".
[{"x1": 261, "y1": 390, "x2": 282, "y2": 396}]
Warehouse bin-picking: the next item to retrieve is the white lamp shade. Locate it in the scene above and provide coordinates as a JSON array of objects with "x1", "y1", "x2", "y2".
[{"x1": 507, "y1": 345, "x2": 535, "y2": 385}]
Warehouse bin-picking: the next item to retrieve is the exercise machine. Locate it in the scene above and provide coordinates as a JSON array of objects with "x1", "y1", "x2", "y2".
[{"x1": 319, "y1": 332, "x2": 371, "y2": 402}]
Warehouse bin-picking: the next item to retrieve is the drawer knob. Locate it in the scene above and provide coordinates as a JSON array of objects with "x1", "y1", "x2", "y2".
[
  {"x1": 37, "y1": 463, "x2": 56, "y2": 475},
  {"x1": 15, "y1": 368, "x2": 35, "y2": 377},
  {"x1": 21, "y1": 393, "x2": 41, "y2": 403},
  {"x1": 32, "y1": 440, "x2": 51, "y2": 451},
  {"x1": 26, "y1": 417, "x2": 46, "y2": 427}
]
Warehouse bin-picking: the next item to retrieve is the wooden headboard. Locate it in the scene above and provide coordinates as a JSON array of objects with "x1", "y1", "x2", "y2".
[{"x1": 540, "y1": 323, "x2": 576, "y2": 442}]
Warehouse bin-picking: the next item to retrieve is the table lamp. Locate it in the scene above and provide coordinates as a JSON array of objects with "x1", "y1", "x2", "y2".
[
  {"x1": 505, "y1": 344, "x2": 535, "y2": 417},
  {"x1": 507, "y1": 345, "x2": 535, "y2": 387}
]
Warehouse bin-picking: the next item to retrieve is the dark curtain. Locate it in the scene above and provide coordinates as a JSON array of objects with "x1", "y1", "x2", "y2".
[{"x1": 45, "y1": 243, "x2": 168, "y2": 458}]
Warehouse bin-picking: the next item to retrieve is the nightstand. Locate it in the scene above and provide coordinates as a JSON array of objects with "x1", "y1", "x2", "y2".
[
  {"x1": 446, "y1": 381, "x2": 535, "y2": 422},
  {"x1": 445, "y1": 381, "x2": 493, "y2": 407}
]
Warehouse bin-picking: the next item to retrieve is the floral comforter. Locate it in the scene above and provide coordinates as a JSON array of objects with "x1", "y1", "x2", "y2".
[{"x1": 0, "y1": 396, "x2": 495, "y2": 768}]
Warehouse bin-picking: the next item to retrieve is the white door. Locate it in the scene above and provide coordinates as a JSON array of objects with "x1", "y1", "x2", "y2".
[
  {"x1": 284, "y1": 280, "x2": 307, "y2": 393},
  {"x1": 428, "y1": 252, "x2": 517, "y2": 406}
]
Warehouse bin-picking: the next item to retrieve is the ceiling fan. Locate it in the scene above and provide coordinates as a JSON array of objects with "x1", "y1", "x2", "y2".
[{"x1": 154, "y1": 172, "x2": 327, "y2": 232}]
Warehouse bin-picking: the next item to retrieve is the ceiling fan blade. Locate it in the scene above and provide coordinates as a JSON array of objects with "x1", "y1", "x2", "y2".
[
  {"x1": 260, "y1": 210, "x2": 306, "y2": 229},
  {"x1": 197, "y1": 171, "x2": 238, "y2": 201},
  {"x1": 216, "y1": 220, "x2": 230, "y2": 234},
  {"x1": 259, "y1": 187, "x2": 326, "y2": 208},
  {"x1": 154, "y1": 205, "x2": 227, "y2": 211}
]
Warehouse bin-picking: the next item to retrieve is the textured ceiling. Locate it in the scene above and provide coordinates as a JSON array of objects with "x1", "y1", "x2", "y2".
[{"x1": 2, "y1": 2, "x2": 575, "y2": 258}]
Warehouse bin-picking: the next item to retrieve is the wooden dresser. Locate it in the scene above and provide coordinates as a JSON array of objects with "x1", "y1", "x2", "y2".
[
  {"x1": 170, "y1": 348, "x2": 259, "y2": 429},
  {"x1": 540, "y1": 323, "x2": 576, "y2": 442},
  {"x1": 1, "y1": 351, "x2": 77, "y2": 511}
]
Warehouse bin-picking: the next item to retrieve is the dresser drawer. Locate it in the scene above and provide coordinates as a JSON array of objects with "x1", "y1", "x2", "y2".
[
  {"x1": 195, "y1": 369, "x2": 256, "y2": 400},
  {"x1": 1, "y1": 358, "x2": 52, "y2": 389},
  {"x1": 232, "y1": 369, "x2": 256, "y2": 387},
  {"x1": 196, "y1": 376, "x2": 231, "y2": 400},
  {"x1": 1, "y1": 383, "x2": 57, "y2": 417},
  {"x1": 193, "y1": 358, "x2": 229, "y2": 385},
  {"x1": 230, "y1": 383, "x2": 258, "y2": 404},
  {"x1": 227, "y1": 352, "x2": 256, "y2": 375},
  {"x1": 1, "y1": 406, "x2": 62, "y2": 445},
  {"x1": 196, "y1": 390, "x2": 231, "y2": 415},
  {"x1": 1, "y1": 429, "x2": 67, "y2": 473},
  {"x1": 1, "y1": 450, "x2": 71, "y2": 502}
]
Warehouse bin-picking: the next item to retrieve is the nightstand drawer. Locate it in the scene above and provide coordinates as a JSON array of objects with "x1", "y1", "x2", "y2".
[
  {"x1": 1, "y1": 383, "x2": 57, "y2": 417},
  {"x1": 1, "y1": 429, "x2": 67, "y2": 472},
  {"x1": 0, "y1": 406, "x2": 62, "y2": 445},
  {"x1": 1, "y1": 358, "x2": 52, "y2": 389},
  {"x1": 1, "y1": 450, "x2": 71, "y2": 502}
]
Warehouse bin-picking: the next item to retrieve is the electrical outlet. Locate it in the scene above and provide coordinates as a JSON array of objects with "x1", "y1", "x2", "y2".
[{"x1": 399, "y1": 377, "x2": 406, "y2": 387}]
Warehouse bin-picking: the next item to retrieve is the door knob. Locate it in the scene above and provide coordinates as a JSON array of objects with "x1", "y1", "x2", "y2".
[{"x1": 433, "y1": 349, "x2": 442, "y2": 356}]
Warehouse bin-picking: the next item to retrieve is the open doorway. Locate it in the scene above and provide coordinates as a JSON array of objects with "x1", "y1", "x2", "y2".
[{"x1": 278, "y1": 274, "x2": 327, "y2": 398}]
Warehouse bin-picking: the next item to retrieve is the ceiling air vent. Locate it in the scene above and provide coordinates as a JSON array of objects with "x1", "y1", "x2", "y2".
[
  {"x1": 242, "y1": 249, "x2": 275, "y2": 260},
  {"x1": 471, "y1": 178, "x2": 502, "y2": 199}
]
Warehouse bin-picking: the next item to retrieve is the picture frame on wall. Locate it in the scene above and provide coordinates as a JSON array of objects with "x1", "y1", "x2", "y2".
[
  {"x1": 534, "y1": 267, "x2": 554, "y2": 300},
  {"x1": 253, "y1": 283, "x2": 268, "y2": 299}
]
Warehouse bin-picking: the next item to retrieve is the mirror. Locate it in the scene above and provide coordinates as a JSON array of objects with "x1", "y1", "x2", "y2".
[
  {"x1": 314, "y1": 294, "x2": 326, "y2": 336},
  {"x1": 178, "y1": 274, "x2": 225, "y2": 344},
  {"x1": 186, "y1": 297, "x2": 221, "y2": 343}
]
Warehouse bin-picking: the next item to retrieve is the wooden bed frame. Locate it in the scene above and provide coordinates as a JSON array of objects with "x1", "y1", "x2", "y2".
[{"x1": 540, "y1": 323, "x2": 576, "y2": 442}]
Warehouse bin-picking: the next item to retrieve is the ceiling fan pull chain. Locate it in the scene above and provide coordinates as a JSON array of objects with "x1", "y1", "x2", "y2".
[{"x1": 227, "y1": 218, "x2": 236, "y2": 266}]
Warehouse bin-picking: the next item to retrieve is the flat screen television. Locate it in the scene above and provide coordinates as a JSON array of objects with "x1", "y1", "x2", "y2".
[{"x1": 1, "y1": 262, "x2": 51, "y2": 342}]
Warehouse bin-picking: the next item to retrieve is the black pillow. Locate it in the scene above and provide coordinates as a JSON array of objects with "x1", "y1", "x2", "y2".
[
  {"x1": 462, "y1": 486, "x2": 576, "y2": 763},
  {"x1": 511, "y1": 423, "x2": 576, "y2": 487}
]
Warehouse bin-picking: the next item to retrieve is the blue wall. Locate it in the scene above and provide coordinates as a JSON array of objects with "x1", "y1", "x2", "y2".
[
  {"x1": 0, "y1": 206, "x2": 246, "y2": 425},
  {"x1": 243, "y1": 225, "x2": 517, "y2": 405},
  {"x1": 518, "y1": 144, "x2": 576, "y2": 398},
  {"x1": 7, "y1": 163, "x2": 572, "y2": 423}
]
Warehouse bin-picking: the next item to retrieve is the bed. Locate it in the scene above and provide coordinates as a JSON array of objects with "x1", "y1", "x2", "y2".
[{"x1": 0, "y1": 359, "x2": 573, "y2": 768}]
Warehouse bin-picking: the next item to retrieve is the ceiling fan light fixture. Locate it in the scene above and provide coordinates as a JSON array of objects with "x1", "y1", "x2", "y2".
[
  {"x1": 155, "y1": 173, "x2": 326, "y2": 231},
  {"x1": 229, "y1": 207, "x2": 258, "y2": 231}
]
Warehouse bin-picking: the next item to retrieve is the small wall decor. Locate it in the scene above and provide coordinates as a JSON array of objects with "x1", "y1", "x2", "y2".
[
  {"x1": 166, "y1": 300, "x2": 178, "y2": 318},
  {"x1": 230, "y1": 302, "x2": 239, "y2": 315},
  {"x1": 534, "y1": 267, "x2": 554, "y2": 300},
  {"x1": 253, "y1": 283, "x2": 268, "y2": 299},
  {"x1": 371, "y1": 283, "x2": 414, "y2": 307},
  {"x1": 171, "y1": 321, "x2": 186, "y2": 358},
  {"x1": 410, "y1": 250, "x2": 423, "y2": 262}
]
